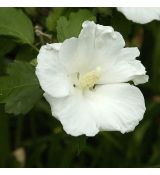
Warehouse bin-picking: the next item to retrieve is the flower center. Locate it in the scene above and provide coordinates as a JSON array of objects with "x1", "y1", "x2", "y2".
[{"x1": 77, "y1": 67, "x2": 101, "y2": 89}]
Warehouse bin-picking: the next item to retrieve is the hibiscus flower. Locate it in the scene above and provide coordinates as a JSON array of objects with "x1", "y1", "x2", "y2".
[{"x1": 36, "y1": 21, "x2": 148, "y2": 136}]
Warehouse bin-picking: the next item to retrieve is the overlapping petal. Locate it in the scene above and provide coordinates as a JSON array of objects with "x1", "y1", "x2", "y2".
[
  {"x1": 36, "y1": 43, "x2": 73, "y2": 98},
  {"x1": 36, "y1": 21, "x2": 148, "y2": 137},
  {"x1": 44, "y1": 83, "x2": 145, "y2": 136},
  {"x1": 98, "y1": 47, "x2": 149, "y2": 85},
  {"x1": 59, "y1": 21, "x2": 148, "y2": 86},
  {"x1": 59, "y1": 21, "x2": 125, "y2": 74}
]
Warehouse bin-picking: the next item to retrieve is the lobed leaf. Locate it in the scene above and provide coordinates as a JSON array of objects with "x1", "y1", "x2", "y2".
[
  {"x1": 0, "y1": 61, "x2": 43, "y2": 115},
  {"x1": 46, "y1": 7, "x2": 66, "y2": 32},
  {"x1": 56, "y1": 9, "x2": 96, "y2": 42}
]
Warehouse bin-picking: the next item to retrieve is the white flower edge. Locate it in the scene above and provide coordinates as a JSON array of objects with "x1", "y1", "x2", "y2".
[
  {"x1": 36, "y1": 21, "x2": 148, "y2": 136},
  {"x1": 117, "y1": 7, "x2": 160, "y2": 24},
  {"x1": 44, "y1": 83, "x2": 145, "y2": 136}
]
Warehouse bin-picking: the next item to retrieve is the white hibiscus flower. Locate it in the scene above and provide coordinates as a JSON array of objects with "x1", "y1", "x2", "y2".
[
  {"x1": 36, "y1": 21, "x2": 148, "y2": 137},
  {"x1": 117, "y1": 7, "x2": 160, "y2": 24}
]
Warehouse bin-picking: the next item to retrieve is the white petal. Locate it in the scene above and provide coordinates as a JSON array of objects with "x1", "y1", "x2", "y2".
[
  {"x1": 75, "y1": 21, "x2": 148, "y2": 86},
  {"x1": 117, "y1": 7, "x2": 160, "y2": 24},
  {"x1": 79, "y1": 21, "x2": 125, "y2": 62},
  {"x1": 90, "y1": 83, "x2": 146, "y2": 133},
  {"x1": 44, "y1": 90, "x2": 99, "y2": 137},
  {"x1": 59, "y1": 37, "x2": 86, "y2": 74},
  {"x1": 44, "y1": 83, "x2": 145, "y2": 136},
  {"x1": 59, "y1": 21, "x2": 125, "y2": 74},
  {"x1": 99, "y1": 47, "x2": 149, "y2": 85},
  {"x1": 36, "y1": 43, "x2": 73, "y2": 98},
  {"x1": 78, "y1": 22, "x2": 147, "y2": 85}
]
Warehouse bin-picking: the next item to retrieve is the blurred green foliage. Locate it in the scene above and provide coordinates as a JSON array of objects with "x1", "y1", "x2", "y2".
[
  {"x1": 56, "y1": 9, "x2": 96, "y2": 42},
  {"x1": 0, "y1": 61, "x2": 43, "y2": 115},
  {"x1": 0, "y1": 8, "x2": 34, "y2": 44},
  {"x1": 0, "y1": 7, "x2": 160, "y2": 168}
]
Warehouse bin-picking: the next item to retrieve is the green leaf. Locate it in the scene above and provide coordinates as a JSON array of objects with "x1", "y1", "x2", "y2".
[
  {"x1": 16, "y1": 45, "x2": 37, "y2": 62},
  {"x1": 0, "y1": 61, "x2": 43, "y2": 115},
  {"x1": 24, "y1": 7, "x2": 38, "y2": 17},
  {"x1": 0, "y1": 8, "x2": 34, "y2": 44},
  {"x1": 46, "y1": 8, "x2": 66, "y2": 32},
  {"x1": 56, "y1": 9, "x2": 96, "y2": 42},
  {"x1": 0, "y1": 37, "x2": 16, "y2": 57},
  {"x1": 95, "y1": 7, "x2": 112, "y2": 16}
]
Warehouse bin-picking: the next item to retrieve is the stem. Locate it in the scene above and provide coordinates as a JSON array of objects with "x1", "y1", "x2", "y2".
[{"x1": 29, "y1": 44, "x2": 39, "y2": 53}]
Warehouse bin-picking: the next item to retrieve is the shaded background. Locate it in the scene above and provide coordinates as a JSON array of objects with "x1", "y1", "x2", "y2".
[{"x1": 0, "y1": 7, "x2": 160, "y2": 168}]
